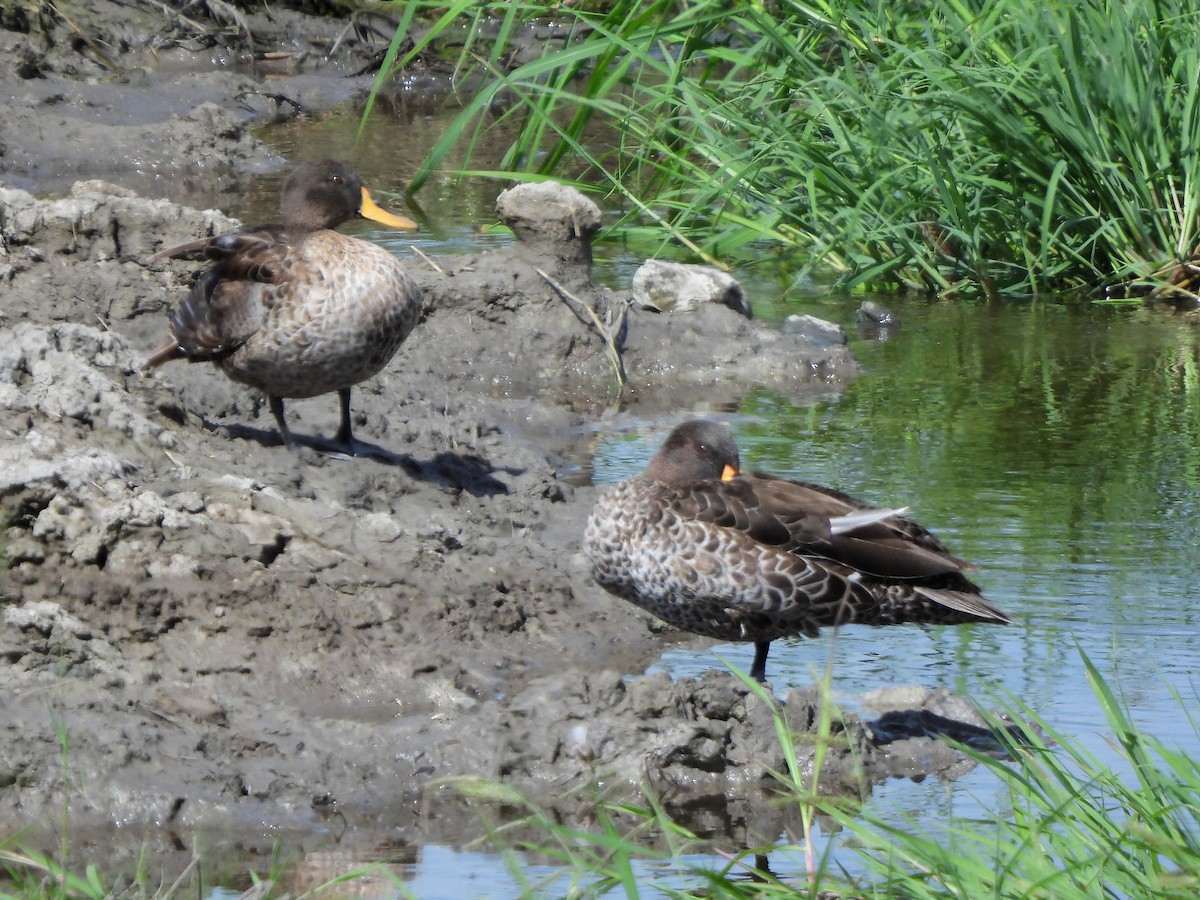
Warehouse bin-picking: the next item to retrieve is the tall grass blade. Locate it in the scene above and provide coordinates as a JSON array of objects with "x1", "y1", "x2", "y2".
[{"x1": 377, "y1": 0, "x2": 1200, "y2": 296}]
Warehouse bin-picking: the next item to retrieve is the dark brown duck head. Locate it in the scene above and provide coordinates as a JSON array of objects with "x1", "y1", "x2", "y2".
[
  {"x1": 279, "y1": 159, "x2": 418, "y2": 233},
  {"x1": 645, "y1": 419, "x2": 741, "y2": 484}
]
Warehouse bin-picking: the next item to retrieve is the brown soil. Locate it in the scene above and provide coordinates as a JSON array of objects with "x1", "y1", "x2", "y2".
[{"x1": 0, "y1": 0, "x2": 1009, "y2": 875}]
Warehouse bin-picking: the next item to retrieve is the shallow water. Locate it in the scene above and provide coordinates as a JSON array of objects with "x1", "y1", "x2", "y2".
[{"x1": 623, "y1": 297, "x2": 1200, "y2": 744}]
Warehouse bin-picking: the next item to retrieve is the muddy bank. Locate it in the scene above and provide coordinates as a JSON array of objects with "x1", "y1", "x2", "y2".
[{"x1": 0, "y1": 0, "x2": 1006, "y2": 870}]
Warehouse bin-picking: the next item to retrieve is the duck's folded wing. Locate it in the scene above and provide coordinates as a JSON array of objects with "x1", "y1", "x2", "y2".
[
  {"x1": 144, "y1": 273, "x2": 264, "y2": 364},
  {"x1": 151, "y1": 227, "x2": 290, "y2": 285},
  {"x1": 674, "y1": 477, "x2": 865, "y2": 549},
  {"x1": 677, "y1": 474, "x2": 975, "y2": 580},
  {"x1": 821, "y1": 506, "x2": 967, "y2": 577},
  {"x1": 750, "y1": 473, "x2": 962, "y2": 555},
  {"x1": 829, "y1": 507, "x2": 909, "y2": 533},
  {"x1": 826, "y1": 531, "x2": 968, "y2": 578}
]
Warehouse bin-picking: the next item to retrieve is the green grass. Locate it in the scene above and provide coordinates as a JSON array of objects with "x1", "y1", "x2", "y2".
[{"x1": 372, "y1": 0, "x2": 1200, "y2": 298}]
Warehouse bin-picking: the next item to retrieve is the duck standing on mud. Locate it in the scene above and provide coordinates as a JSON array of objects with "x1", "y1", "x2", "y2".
[
  {"x1": 585, "y1": 419, "x2": 1011, "y2": 682},
  {"x1": 144, "y1": 159, "x2": 421, "y2": 456}
]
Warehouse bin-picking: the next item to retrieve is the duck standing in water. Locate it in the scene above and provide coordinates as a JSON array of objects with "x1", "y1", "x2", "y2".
[
  {"x1": 585, "y1": 420, "x2": 1011, "y2": 682},
  {"x1": 144, "y1": 159, "x2": 421, "y2": 456}
]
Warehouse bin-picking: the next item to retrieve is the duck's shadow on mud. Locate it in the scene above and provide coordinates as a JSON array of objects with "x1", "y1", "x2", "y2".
[{"x1": 213, "y1": 422, "x2": 515, "y2": 496}]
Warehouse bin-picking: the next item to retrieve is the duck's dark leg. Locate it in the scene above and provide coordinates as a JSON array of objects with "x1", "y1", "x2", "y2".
[
  {"x1": 271, "y1": 390, "x2": 356, "y2": 457},
  {"x1": 750, "y1": 641, "x2": 770, "y2": 683},
  {"x1": 334, "y1": 387, "x2": 355, "y2": 451},
  {"x1": 268, "y1": 395, "x2": 297, "y2": 449}
]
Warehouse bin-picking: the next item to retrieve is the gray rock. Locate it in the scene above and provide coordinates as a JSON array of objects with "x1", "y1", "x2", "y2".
[
  {"x1": 495, "y1": 181, "x2": 602, "y2": 270},
  {"x1": 856, "y1": 299, "x2": 900, "y2": 340},
  {"x1": 781, "y1": 313, "x2": 848, "y2": 349},
  {"x1": 0, "y1": 180, "x2": 236, "y2": 264},
  {"x1": 857, "y1": 299, "x2": 898, "y2": 326},
  {"x1": 631, "y1": 259, "x2": 751, "y2": 317}
]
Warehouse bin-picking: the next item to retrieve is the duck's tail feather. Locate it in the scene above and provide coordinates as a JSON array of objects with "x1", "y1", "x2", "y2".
[
  {"x1": 915, "y1": 587, "x2": 1012, "y2": 625},
  {"x1": 142, "y1": 339, "x2": 185, "y2": 370},
  {"x1": 149, "y1": 237, "x2": 215, "y2": 261}
]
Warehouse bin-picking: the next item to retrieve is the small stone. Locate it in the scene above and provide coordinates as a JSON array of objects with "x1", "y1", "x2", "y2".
[
  {"x1": 71, "y1": 180, "x2": 138, "y2": 199},
  {"x1": 781, "y1": 313, "x2": 847, "y2": 349},
  {"x1": 856, "y1": 299, "x2": 901, "y2": 340},
  {"x1": 631, "y1": 260, "x2": 751, "y2": 317},
  {"x1": 564, "y1": 723, "x2": 595, "y2": 762},
  {"x1": 168, "y1": 491, "x2": 206, "y2": 514},
  {"x1": 857, "y1": 299, "x2": 898, "y2": 326},
  {"x1": 358, "y1": 512, "x2": 402, "y2": 543},
  {"x1": 146, "y1": 553, "x2": 200, "y2": 579}
]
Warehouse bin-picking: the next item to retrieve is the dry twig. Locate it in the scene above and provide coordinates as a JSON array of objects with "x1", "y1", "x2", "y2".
[
  {"x1": 410, "y1": 245, "x2": 444, "y2": 275},
  {"x1": 536, "y1": 268, "x2": 628, "y2": 395}
]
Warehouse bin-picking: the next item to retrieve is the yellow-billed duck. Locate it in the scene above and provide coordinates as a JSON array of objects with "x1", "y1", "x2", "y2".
[
  {"x1": 144, "y1": 159, "x2": 421, "y2": 455},
  {"x1": 584, "y1": 419, "x2": 1011, "y2": 682}
]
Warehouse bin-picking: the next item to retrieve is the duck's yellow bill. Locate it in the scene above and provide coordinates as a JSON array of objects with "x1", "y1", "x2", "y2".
[
  {"x1": 359, "y1": 187, "x2": 418, "y2": 231},
  {"x1": 721, "y1": 464, "x2": 738, "y2": 482}
]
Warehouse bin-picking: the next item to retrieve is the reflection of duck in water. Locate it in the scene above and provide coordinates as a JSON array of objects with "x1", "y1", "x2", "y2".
[
  {"x1": 585, "y1": 420, "x2": 1011, "y2": 681},
  {"x1": 145, "y1": 159, "x2": 421, "y2": 455}
]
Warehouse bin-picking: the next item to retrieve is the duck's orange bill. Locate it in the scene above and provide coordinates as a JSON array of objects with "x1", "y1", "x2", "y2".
[
  {"x1": 359, "y1": 187, "x2": 419, "y2": 231},
  {"x1": 721, "y1": 464, "x2": 738, "y2": 482}
]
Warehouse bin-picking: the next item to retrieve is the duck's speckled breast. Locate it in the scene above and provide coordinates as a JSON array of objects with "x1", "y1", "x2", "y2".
[{"x1": 222, "y1": 232, "x2": 420, "y2": 399}]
